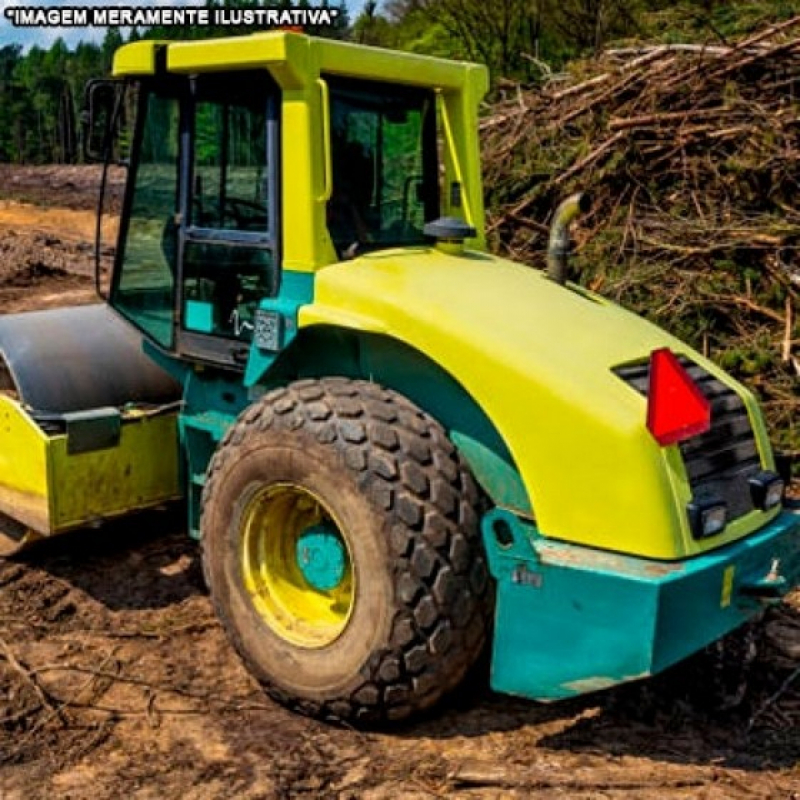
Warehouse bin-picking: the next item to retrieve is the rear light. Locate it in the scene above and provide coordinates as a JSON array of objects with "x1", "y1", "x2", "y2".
[
  {"x1": 749, "y1": 471, "x2": 784, "y2": 510},
  {"x1": 646, "y1": 348, "x2": 711, "y2": 446},
  {"x1": 688, "y1": 500, "x2": 728, "y2": 538}
]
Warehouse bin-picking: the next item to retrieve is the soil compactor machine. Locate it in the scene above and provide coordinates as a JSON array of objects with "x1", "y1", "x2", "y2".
[{"x1": 0, "y1": 32, "x2": 798, "y2": 723}]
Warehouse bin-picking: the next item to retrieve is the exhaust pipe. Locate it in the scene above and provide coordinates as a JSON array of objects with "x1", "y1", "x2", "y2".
[{"x1": 547, "y1": 192, "x2": 591, "y2": 285}]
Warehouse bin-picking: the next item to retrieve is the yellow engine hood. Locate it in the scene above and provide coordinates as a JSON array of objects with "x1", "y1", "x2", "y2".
[{"x1": 299, "y1": 247, "x2": 770, "y2": 559}]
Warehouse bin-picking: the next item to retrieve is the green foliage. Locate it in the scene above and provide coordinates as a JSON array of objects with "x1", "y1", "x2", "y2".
[
  {"x1": 641, "y1": 0, "x2": 795, "y2": 43},
  {"x1": 0, "y1": 40, "x2": 88, "y2": 163},
  {"x1": 718, "y1": 346, "x2": 776, "y2": 376}
]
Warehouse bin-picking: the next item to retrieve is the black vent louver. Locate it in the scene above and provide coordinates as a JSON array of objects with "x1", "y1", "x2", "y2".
[{"x1": 615, "y1": 356, "x2": 762, "y2": 522}]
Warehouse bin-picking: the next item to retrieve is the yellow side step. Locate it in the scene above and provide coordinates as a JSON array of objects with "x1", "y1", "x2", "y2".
[{"x1": 0, "y1": 395, "x2": 182, "y2": 554}]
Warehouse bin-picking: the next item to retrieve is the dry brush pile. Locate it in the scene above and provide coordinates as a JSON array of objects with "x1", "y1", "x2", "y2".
[{"x1": 482, "y1": 17, "x2": 800, "y2": 460}]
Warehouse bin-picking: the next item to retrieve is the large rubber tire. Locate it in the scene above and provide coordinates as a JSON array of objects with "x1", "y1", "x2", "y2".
[{"x1": 201, "y1": 377, "x2": 491, "y2": 723}]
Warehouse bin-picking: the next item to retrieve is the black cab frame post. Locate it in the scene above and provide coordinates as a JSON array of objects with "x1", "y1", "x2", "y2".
[{"x1": 81, "y1": 78, "x2": 125, "y2": 301}]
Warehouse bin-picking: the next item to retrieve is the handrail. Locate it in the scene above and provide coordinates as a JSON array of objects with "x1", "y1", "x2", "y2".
[
  {"x1": 317, "y1": 78, "x2": 333, "y2": 203},
  {"x1": 438, "y1": 91, "x2": 473, "y2": 228}
]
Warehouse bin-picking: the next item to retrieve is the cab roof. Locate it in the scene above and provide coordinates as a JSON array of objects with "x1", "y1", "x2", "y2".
[{"x1": 113, "y1": 31, "x2": 489, "y2": 95}]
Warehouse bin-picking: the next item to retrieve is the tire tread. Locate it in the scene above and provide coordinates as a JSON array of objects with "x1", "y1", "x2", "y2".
[{"x1": 201, "y1": 377, "x2": 491, "y2": 723}]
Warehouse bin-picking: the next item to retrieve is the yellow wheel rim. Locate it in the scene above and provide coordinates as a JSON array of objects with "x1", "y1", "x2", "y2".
[{"x1": 240, "y1": 483, "x2": 355, "y2": 649}]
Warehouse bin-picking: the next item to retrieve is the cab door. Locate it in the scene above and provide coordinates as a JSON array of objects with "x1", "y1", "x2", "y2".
[{"x1": 177, "y1": 71, "x2": 280, "y2": 369}]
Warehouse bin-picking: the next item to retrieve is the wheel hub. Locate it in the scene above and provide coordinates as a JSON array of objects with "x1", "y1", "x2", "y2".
[
  {"x1": 296, "y1": 524, "x2": 347, "y2": 591},
  {"x1": 240, "y1": 483, "x2": 355, "y2": 649}
]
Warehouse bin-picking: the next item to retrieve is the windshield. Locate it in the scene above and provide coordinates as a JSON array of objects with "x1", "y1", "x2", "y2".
[
  {"x1": 326, "y1": 79, "x2": 438, "y2": 257},
  {"x1": 111, "y1": 82, "x2": 180, "y2": 349}
]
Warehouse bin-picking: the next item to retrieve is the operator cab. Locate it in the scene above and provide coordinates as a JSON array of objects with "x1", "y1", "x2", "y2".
[
  {"x1": 85, "y1": 33, "x2": 487, "y2": 371},
  {"x1": 101, "y1": 73, "x2": 441, "y2": 367}
]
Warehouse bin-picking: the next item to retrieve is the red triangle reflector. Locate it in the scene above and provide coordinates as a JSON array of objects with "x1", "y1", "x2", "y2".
[{"x1": 646, "y1": 349, "x2": 711, "y2": 446}]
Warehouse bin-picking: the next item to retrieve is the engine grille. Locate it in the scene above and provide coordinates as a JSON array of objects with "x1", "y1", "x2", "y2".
[{"x1": 614, "y1": 356, "x2": 762, "y2": 524}]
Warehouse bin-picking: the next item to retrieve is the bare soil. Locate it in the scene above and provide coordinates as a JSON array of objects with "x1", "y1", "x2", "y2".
[{"x1": 0, "y1": 165, "x2": 799, "y2": 799}]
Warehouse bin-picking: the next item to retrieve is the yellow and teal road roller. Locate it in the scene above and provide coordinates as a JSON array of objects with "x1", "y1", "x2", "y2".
[{"x1": 0, "y1": 32, "x2": 797, "y2": 723}]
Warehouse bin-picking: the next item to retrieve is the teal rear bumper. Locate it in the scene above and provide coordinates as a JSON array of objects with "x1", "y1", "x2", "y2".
[{"x1": 483, "y1": 508, "x2": 800, "y2": 700}]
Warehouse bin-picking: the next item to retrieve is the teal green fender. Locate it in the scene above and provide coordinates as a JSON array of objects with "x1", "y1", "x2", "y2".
[{"x1": 258, "y1": 325, "x2": 532, "y2": 515}]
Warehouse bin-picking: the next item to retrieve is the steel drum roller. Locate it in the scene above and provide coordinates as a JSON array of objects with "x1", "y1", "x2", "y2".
[{"x1": 0, "y1": 304, "x2": 181, "y2": 413}]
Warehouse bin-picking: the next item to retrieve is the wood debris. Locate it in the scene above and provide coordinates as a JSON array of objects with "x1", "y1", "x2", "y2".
[{"x1": 482, "y1": 17, "x2": 800, "y2": 459}]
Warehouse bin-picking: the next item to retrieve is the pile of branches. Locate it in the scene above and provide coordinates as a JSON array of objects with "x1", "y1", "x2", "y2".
[{"x1": 482, "y1": 17, "x2": 800, "y2": 459}]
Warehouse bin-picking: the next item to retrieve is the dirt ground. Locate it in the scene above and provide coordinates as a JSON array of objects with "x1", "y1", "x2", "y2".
[{"x1": 0, "y1": 165, "x2": 799, "y2": 799}]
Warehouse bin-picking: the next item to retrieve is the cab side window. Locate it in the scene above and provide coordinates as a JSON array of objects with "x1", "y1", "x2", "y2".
[
  {"x1": 326, "y1": 78, "x2": 438, "y2": 258},
  {"x1": 182, "y1": 72, "x2": 278, "y2": 343}
]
